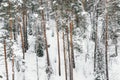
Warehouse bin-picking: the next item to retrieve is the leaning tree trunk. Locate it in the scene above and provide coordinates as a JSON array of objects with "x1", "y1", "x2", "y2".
[
  {"x1": 63, "y1": 31, "x2": 67, "y2": 80},
  {"x1": 4, "y1": 38, "x2": 9, "y2": 80},
  {"x1": 55, "y1": 14, "x2": 61, "y2": 76}
]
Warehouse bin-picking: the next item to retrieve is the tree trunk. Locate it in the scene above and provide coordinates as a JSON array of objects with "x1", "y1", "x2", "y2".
[
  {"x1": 105, "y1": 0, "x2": 109, "y2": 79},
  {"x1": 19, "y1": 22, "x2": 25, "y2": 59},
  {"x1": 55, "y1": 14, "x2": 61, "y2": 76},
  {"x1": 9, "y1": 19, "x2": 13, "y2": 39},
  {"x1": 70, "y1": 21, "x2": 75, "y2": 68},
  {"x1": 63, "y1": 31, "x2": 67, "y2": 80},
  {"x1": 4, "y1": 39, "x2": 9, "y2": 80},
  {"x1": 66, "y1": 25, "x2": 73, "y2": 80},
  {"x1": 10, "y1": 21, "x2": 14, "y2": 80},
  {"x1": 93, "y1": 5, "x2": 98, "y2": 72},
  {"x1": 23, "y1": 11, "x2": 27, "y2": 53},
  {"x1": 42, "y1": 10, "x2": 50, "y2": 66},
  {"x1": 36, "y1": 53, "x2": 39, "y2": 80},
  {"x1": 115, "y1": 44, "x2": 118, "y2": 56},
  {"x1": 12, "y1": 49, "x2": 14, "y2": 80},
  {"x1": 69, "y1": 22, "x2": 73, "y2": 80},
  {"x1": 105, "y1": 11, "x2": 109, "y2": 80}
]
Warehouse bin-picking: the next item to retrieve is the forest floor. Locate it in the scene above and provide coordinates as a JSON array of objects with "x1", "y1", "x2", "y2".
[{"x1": 0, "y1": 19, "x2": 120, "y2": 80}]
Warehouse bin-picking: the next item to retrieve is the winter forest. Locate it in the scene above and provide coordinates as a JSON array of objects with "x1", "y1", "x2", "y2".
[{"x1": 0, "y1": 0, "x2": 120, "y2": 80}]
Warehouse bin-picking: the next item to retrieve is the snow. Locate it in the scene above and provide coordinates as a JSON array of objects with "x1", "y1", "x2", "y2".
[
  {"x1": 1, "y1": 3, "x2": 9, "y2": 7},
  {"x1": 38, "y1": 6, "x2": 44, "y2": 10},
  {"x1": 0, "y1": 6, "x2": 120, "y2": 80}
]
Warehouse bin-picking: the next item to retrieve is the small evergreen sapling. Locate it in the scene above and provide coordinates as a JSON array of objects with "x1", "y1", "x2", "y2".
[{"x1": 37, "y1": 43, "x2": 44, "y2": 57}]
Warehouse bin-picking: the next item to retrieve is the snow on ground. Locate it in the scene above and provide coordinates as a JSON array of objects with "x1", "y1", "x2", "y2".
[{"x1": 0, "y1": 17, "x2": 120, "y2": 80}]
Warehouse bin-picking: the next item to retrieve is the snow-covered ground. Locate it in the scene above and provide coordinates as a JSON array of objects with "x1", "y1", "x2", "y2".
[{"x1": 0, "y1": 17, "x2": 120, "y2": 80}]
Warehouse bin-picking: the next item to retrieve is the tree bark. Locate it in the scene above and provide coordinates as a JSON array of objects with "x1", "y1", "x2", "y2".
[
  {"x1": 94, "y1": 11, "x2": 98, "y2": 72},
  {"x1": 70, "y1": 21, "x2": 75, "y2": 68},
  {"x1": 66, "y1": 25, "x2": 72, "y2": 80},
  {"x1": 55, "y1": 14, "x2": 61, "y2": 76},
  {"x1": 12, "y1": 49, "x2": 14, "y2": 80},
  {"x1": 63, "y1": 31, "x2": 67, "y2": 80},
  {"x1": 9, "y1": 19, "x2": 13, "y2": 39},
  {"x1": 69, "y1": 22, "x2": 73, "y2": 80},
  {"x1": 105, "y1": 0, "x2": 109, "y2": 79},
  {"x1": 42, "y1": 10, "x2": 50, "y2": 66},
  {"x1": 4, "y1": 39, "x2": 9, "y2": 80},
  {"x1": 105, "y1": 11, "x2": 109, "y2": 80},
  {"x1": 19, "y1": 22, "x2": 25, "y2": 59}
]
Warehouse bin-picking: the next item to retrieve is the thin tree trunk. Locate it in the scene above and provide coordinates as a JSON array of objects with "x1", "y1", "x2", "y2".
[
  {"x1": 8, "y1": 1, "x2": 10, "y2": 15},
  {"x1": 23, "y1": 11, "x2": 27, "y2": 53},
  {"x1": 25, "y1": 11, "x2": 28, "y2": 51},
  {"x1": 19, "y1": 23, "x2": 25, "y2": 59},
  {"x1": 36, "y1": 53, "x2": 39, "y2": 80},
  {"x1": 70, "y1": 21, "x2": 75, "y2": 68},
  {"x1": 12, "y1": 49, "x2": 14, "y2": 80},
  {"x1": 10, "y1": 21, "x2": 14, "y2": 80},
  {"x1": 63, "y1": 31, "x2": 67, "y2": 80},
  {"x1": 9, "y1": 19, "x2": 13, "y2": 39},
  {"x1": 115, "y1": 44, "x2": 118, "y2": 56},
  {"x1": 105, "y1": 0, "x2": 109, "y2": 79},
  {"x1": 93, "y1": 5, "x2": 98, "y2": 72},
  {"x1": 4, "y1": 39, "x2": 9, "y2": 80},
  {"x1": 69, "y1": 22, "x2": 73, "y2": 80},
  {"x1": 66, "y1": 25, "x2": 71, "y2": 80},
  {"x1": 42, "y1": 10, "x2": 50, "y2": 66},
  {"x1": 26, "y1": 10, "x2": 27, "y2": 27},
  {"x1": 55, "y1": 14, "x2": 61, "y2": 76},
  {"x1": 94, "y1": 21, "x2": 98, "y2": 71},
  {"x1": 13, "y1": 22, "x2": 16, "y2": 41},
  {"x1": 105, "y1": 11, "x2": 109, "y2": 80}
]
